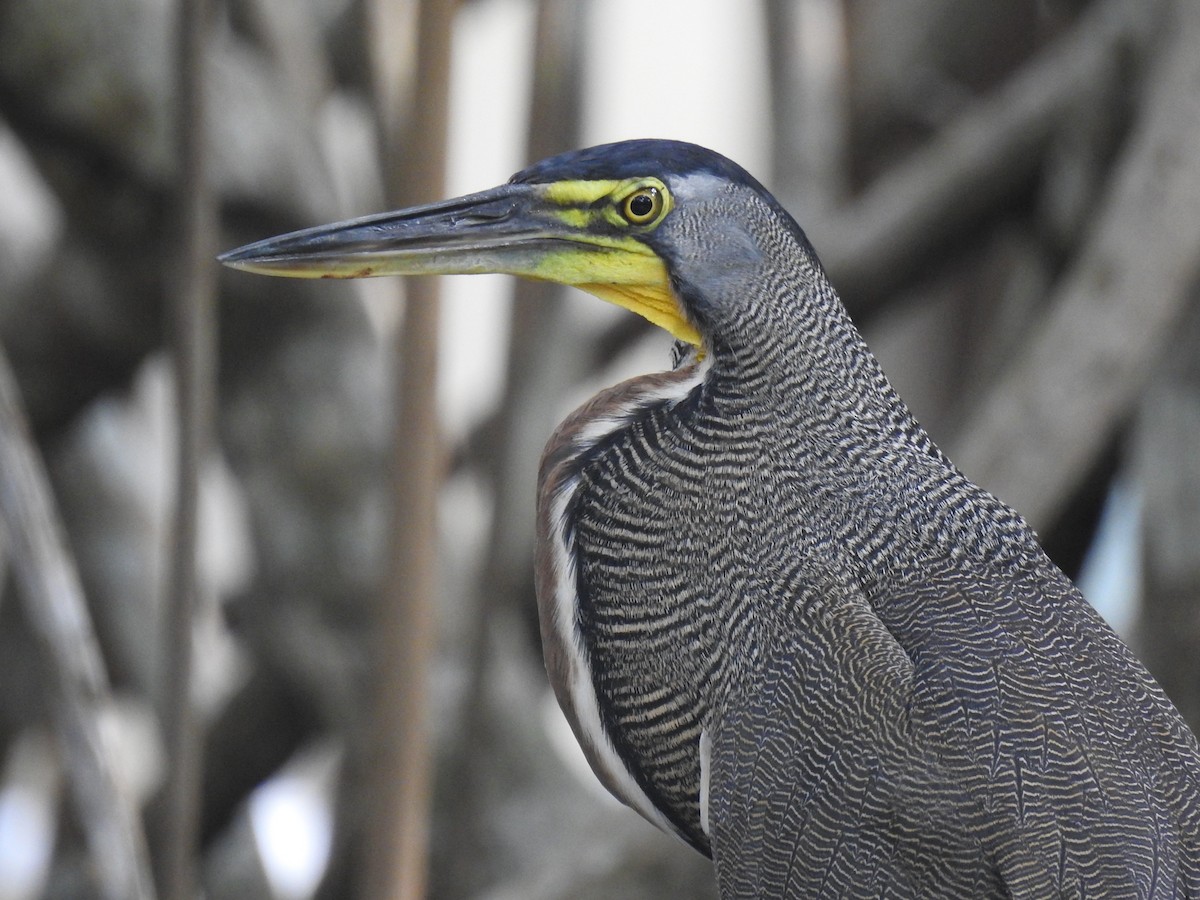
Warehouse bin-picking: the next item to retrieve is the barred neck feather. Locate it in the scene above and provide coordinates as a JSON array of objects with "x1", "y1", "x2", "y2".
[
  {"x1": 534, "y1": 352, "x2": 712, "y2": 850},
  {"x1": 663, "y1": 185, "x2": 1036, "y2": 580}
]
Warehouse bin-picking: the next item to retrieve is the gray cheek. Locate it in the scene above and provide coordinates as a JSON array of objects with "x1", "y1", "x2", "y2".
[
  {"x1": 666, "y1": 214, "x2": 764, "y2": 315},
  {"x1": 695, "y1": 225, "x2": 762, "y2": 295}
]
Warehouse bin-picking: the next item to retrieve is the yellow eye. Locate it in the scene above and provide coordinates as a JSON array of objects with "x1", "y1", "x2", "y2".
[{"x1": 621, "y1": 187, "x2": 664, "y2": 225}]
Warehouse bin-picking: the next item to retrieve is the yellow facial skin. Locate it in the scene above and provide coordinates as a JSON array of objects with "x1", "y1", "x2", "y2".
[
  {"x1": 219, "y1": 177, "x2": 702, "y2": 347},
  {"x1": 524, "y1": 178, "x2": 697, "y2": 345}
]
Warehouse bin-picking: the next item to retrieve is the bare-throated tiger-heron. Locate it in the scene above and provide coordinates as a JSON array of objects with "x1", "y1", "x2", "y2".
[{"x1": 222, "y1": 140, "x2": 1200, "y2": 898}]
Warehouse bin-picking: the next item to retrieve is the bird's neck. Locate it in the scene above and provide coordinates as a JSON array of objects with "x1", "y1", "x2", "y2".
[{"x1": 703, "y1": 260, "x2": 1031, "y2": 580}]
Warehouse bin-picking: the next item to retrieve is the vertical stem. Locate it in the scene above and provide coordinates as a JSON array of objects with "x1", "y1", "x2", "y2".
[
  {"x1": 767, "y1": 0, "x2": 849, "y2": 216},
  {"x1": 363, "y1": 1, "x2": 455, "y2": 898},
  {"x1": 160, "y1": 0, "x2": 216, "y2": 894},
  {"x1": 443, "y1": 2, "x2": 584, "y2": 891},
  {"x1": 0, "y1": 349, "x2": 157, "y2": 900}
]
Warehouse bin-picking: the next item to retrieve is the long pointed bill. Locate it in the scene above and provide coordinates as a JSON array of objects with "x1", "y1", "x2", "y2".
[{"x1": 219, "y1": 183, "x2": 700, "y2": 345}]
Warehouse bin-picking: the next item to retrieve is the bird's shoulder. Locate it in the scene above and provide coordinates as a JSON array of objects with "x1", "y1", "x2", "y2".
[
  {"x1": 707, "y1": 551, "x2": 1200, "y2": 898},
  {"x1": 704, "y1": 579, "x2": 1002, "y2": 899}
]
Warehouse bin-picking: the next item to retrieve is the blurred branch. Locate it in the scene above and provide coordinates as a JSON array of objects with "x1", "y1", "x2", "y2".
[
  {"x1": 0, "y1": 342, "x2": 156, "y2": 899},
  {"x1": 768, "y1": 0, "x2": 850, "y2": 216},
  {"x1": 812, "y1": 0, "x2": 1160, "y2": 311},
  {"x1": 244, "y1": 0, "x2": 332, "y2": 111},
  {"x1": 441, "y1": 0, "x2": 586, "y2": 892},
  {"x1": 158, "y1": 0, "x2": 217, "y2": 896},
  {"x1": 952, "y1": 0, "x2": 1200, "y2": 531},
  {"x1": 1137, "y1": 301, "x2": 1200, "y2": 730},
  {"x1": 361, "y1": 0, "x2": 455, "y2": 898}
]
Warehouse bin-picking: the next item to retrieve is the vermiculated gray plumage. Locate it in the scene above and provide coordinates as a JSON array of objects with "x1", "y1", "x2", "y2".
[
  {"x1": 531, "y1": 142, "x2": 1200, "y2": 898},
  {"x1": 222, "y1": 137, "x2": 1200, "y2": 899}
]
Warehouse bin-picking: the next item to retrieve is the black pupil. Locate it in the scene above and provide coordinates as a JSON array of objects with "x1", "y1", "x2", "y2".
[{"x1": 629, "y1": 192, "x2": 655, "y2": 218}]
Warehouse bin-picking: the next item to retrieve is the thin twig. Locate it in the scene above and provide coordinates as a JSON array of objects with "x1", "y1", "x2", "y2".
[
  {"x1": 159, "y1": 0, "x2": 217, "y2": 894},
  {"x1": 0, "y1": 343, "x2": 156, "y2": 900}
]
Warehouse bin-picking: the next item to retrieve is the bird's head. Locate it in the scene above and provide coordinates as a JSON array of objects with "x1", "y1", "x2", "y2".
[{"x1": 220, "y1": 139, "x2": 819, "y2": 350}]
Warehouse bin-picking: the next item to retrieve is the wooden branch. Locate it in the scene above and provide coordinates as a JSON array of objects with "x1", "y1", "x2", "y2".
[
  {"x1": 0, "y1": 343, "x2": 156, "y2": 900},
  {"x1": 810, "y1": 0, "x2": 1161, "y2": 311},
  {"x1": 951, "y1": 0, "x2": 1200, "y2": 531},
  {"x1": 157, "y1": 0, "x2": 217, "y2": 896},
  {"x1": 439, "y1": 0, "x2": 587, "y2": 892},
  {"x1": 361, "y1": 1, "x2": 455, "y2": 898},
  {"x1": 768, "y1": 0, "x2": 851, "y2": 216}
]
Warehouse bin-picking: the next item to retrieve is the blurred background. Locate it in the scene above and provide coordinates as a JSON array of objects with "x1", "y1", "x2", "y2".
[{"x1": 0, "y1": 0, "x2": 1198, "y2": 897}]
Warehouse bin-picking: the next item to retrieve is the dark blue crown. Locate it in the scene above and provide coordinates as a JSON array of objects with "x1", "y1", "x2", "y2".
[{"x1": 510, "y1": 139, "x2": 764, "y2": 191}]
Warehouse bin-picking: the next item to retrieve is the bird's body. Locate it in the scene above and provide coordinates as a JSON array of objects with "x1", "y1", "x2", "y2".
[{"x1": 222, "y1": 139, "x2": 1200, "y2": 898}]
